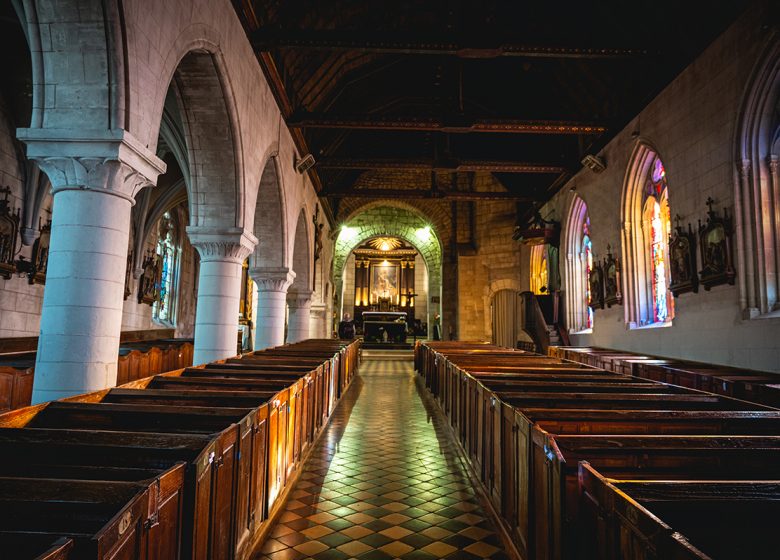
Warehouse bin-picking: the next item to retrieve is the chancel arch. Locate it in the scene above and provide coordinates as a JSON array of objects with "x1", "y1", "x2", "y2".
[
  {"x1": 563, "y1": 195, "x2": 594, "y2": 333},
  {"x1": 621, "y1": 143, "x2": 675, "y2": 329},
  {"x1": 333, "y1": 206, "x2": 443, "y2": 335}
]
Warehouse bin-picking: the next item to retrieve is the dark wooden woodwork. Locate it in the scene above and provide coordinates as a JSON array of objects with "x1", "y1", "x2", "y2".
[
  {"x1": 0, "y1": 338, "x2": 361, "y2": 560},
  {"x1": 288, "y1": 114, "x2": 607, "y2": 134},
  {"x1": 250, "y1": 29, "x2": 654, "y2": 59},
  {"x1": 414, "y1": 341, "x2": 780, "y2": 560},
  {"x1": 316, "y1": 157, "x2": 566, "y2": 174}
]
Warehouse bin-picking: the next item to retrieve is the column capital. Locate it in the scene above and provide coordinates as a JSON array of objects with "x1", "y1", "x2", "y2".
[
  {"x1": 187, "y1": 227, "x2": 258, "y2": 263},
  {"x1": 16, "y1": 128, "x2": 166, "y2": 202},
  {"x1": 768, "y1": 154, "x2": 779, "y2": 172},
  {"x1": 287, "y1": 289, "x2": 314, "y2": 308},
  {"x1": 249, "y1": 266, "x2": 296, "y2": 292}
]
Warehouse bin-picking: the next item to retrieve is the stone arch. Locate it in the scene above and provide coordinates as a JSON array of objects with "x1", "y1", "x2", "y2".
[
  {"x1": 333, "y1": 206, "x2": 443, "y2": 330},
  {"x1": 734, "y1": 33, "x2": 780, "y2": 316},
  {"x1": 621, "y1": 141, "x2": 674, "y2": 328},
  {"x1": 562, "y1": 194, "x2": 593, "y2": 333},
  {"x1": 171, "y1": 49, "x2": 244, "y2": 229},
  {"x1": 290, "y1": 209, "x2": 311, "y2": 293},
  {"x1": 251, "y1": 156, "x2": 288, "y2": 269},
  {"x1": 16, "y1": 0, "x2": 124, "y2": 131}
]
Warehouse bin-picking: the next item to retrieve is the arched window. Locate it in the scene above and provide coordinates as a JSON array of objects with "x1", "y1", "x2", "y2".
[
  {"x1": 529, "y1": 245, "x2": 549, "y2": 295},
  {"x1": 582, "y1": 215, "x2": 594, "y2": 330},
  {"x1": 152, "y1": 212, "x2": 179, "y2": 324},
  {"x1": 623, "y1": 146, "x2": 675, "y2": 327},
  {"x1": 563, "y1": 195, "x2": 593, "y2": 333}
]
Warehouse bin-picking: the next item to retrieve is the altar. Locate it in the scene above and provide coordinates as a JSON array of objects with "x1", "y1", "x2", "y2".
[
  {"x1": 350, "y1": 239, "x2": 418, "y2": 330},
  {"x1": 362, "y1": 311, "x2": 408, "y2": 344}
]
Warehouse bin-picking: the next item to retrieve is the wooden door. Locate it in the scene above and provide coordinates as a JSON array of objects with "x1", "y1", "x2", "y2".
[
  {"x1": 234, "y1": 414, "x2": 255, "y2": 557},
  {"x1": 252, "y1": 408, "x2": 268, "y2": 526},
  {"x1": 210, "y1": 428, "x2": 238, "y2": 560}
]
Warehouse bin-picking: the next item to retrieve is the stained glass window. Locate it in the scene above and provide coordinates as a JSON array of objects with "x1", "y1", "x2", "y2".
[
  {"x1": 583, "y1": 215, "x2": 594, "y2": 329},
  {"x1": 153, "y1": 212, "x2": 178, "y2": 324},
  {"x1": 645, "y1": 157, "x2": 674, "y2": 324}
]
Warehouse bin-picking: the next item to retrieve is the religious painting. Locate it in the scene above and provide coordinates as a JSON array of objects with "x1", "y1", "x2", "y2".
[
  {"x1": 371, "y1": 262, "x2": 399, "y2": 303},
  {"x1": 603, "y1": 246, "x2": 622, "y2": 308},
  {"x1": 669, "y1": 220, "x2": 698, "y2": 296},
  {"x1": 698, "y1": 197, "x2": 735, "y2": 290}
]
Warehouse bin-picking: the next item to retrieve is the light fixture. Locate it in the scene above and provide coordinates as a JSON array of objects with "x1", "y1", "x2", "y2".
[
  {"x1": 581, "y1": 154, "x2": 606, "y2": 173},
  {"x1": 368, "y1": 237, "x2": 402, "y2": 251},
  {"x1": 295, "y1": 154, "x2": 315, "y2": 174}
]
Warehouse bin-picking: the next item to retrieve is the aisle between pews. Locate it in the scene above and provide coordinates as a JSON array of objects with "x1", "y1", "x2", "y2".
[{"x1": 252, "y1": 354, "x2": 511, "y2": 560}]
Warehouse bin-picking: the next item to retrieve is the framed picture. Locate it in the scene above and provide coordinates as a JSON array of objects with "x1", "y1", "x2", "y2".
[{"x1": 371, "y1": 262, "x2": 399, "y2": 301}]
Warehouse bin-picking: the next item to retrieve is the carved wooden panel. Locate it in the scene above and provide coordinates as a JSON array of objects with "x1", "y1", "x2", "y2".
[{"x1": 698, "y1": 198, "x2": 735, "y2": 291}]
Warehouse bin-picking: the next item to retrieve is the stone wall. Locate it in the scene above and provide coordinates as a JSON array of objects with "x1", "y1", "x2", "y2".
[
  {"x1": 533, "y1": 2, "x2": 780, "y2": 371},
  {"x1": 0, "y1": 94, "x2": 50, "y2": 337}
]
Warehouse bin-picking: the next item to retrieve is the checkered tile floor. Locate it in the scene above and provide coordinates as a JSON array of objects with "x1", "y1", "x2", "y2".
[{"x1": 252, "y1": 354, "x2": 510, "y2": 560}]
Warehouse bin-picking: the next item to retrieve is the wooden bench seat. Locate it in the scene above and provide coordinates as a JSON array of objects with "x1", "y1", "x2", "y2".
[
  {"x1": 0, "y1": 463, "x2": 185, "y2": 560},
  {"x1": 0, "y1": 534, "x2": 73, "y2": 560},
  {"x1": 415, "y1": 341, "x2": 780, "y2": 560},
  {"x1": 579, "y1": 462, "x2": 779, "y2": 560},
  {"x1": 24, "y1": 401, "x2": 252, "y2": 434},
  {"x1": 533, "y1": 431, "x2": 780, "y2": 560},
  {"x1": 0, "y1": 338, "x2": 361, "y2": 560},
  {"x1": 104, "y1": 388, "x2": 279, "y2": 408}
]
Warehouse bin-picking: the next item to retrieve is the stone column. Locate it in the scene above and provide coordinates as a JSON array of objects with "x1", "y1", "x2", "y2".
[
  {"x1": 287, "y1": 290, "x2": 313, "y2": 343},
  {"x1": 249, "y1": 267, "x2": 295, "y2": 350},
  {"x1": 188, "y1": 228, "x2": 257, "y2": 365},
  {"x1": 16, "y1": 129, "x2": 166, "y2": 403},
  {"x1": 310, "y1": 302, "x2": 328, "y2": 339}
]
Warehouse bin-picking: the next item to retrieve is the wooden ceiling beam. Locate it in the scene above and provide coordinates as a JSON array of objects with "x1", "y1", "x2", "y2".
[
  {"x1": 288, "y1": 114, "x2": 607, "y2": 135},
  {"x1": 251, "y1": 30, "x2": 653, "y2": 59},
  {"x1": 319, "y1": 188, "x2": 537, "y2": 201},
  {"x1": 316, "y1": 158, "x2": 566, "y2": 174}
]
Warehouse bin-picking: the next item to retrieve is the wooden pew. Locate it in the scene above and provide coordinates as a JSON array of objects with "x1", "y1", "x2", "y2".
[
  {"x1": 533, "y1": 431, "x2": 780, "y2": 560},
  {"x1": 0, "y1": 535, "x2": 73, "y2": 560},
  {"x1": 0, "y1": 462, "x2": 186, "y2": 560},
  {"x1": 414, "y1": 341, "x2": 780, "y2": 560},
  {"x1": 0, "y1": 338, "x2": 361, "y2": 560},
  {"x1": 579, "y1": 462, "x2": 779, "y2": 560}
]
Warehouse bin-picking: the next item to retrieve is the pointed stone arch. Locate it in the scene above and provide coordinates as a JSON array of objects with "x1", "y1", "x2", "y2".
[
  {"x1": 562, "y1": 194, "x2": 593, "y2": 333},
  {"x1": 251, "y1": 156, "x2": 288, "y2": 270},
  {"x1": 621, "y1": 141, "x2": 675, "y2": 328},
  {"x1": 734, "y1": 33, "x2": 780, "y2": 317},
  {"x1": 172, "y1": 50, "x2": 244, "y2": 231},
  {"x1": 333, "y1": 206, "x2": 443, "y2": 331}
]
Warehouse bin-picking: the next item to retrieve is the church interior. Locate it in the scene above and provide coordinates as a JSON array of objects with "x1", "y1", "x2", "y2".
[{"x1": 0, "y1": 1, "x2": 779, "y2": 559}]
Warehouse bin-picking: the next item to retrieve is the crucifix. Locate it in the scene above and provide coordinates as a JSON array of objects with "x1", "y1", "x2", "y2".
[{"x1": 312, "y1": 205, "x2": 323, "y2": 291}]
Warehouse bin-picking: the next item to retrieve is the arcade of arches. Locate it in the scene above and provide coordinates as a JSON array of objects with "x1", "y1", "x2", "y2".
[{"x1": 0, "y1": 1, "x2": 779, "y2": 556}]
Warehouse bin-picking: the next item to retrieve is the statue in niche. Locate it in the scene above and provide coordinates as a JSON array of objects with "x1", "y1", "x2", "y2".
[
  {"x1": 589, "y1": 260, "x2": 605, "y2": 310},
  {"x1": 669, "y1": 215, "x2": 698, "y2": 296},
  {"x1": 312, "y1": 205, "x2": 323, "y2": 290},
  {"x1": 124, "y1": 251, "x2": 133, "y2": 300},
  {"x1": 137, "y1": 250, "x2": 161, "y2": 305},
  {"x1": 0, "y1": 187, "x2": 20, "y2": 279},
  {"x1": 28, "y1": 218, "x2": 51, "y2": 285},
  {"x1": 603, "y1": 244, "x2": 622, "y2": 307},
  {"x1": 698, "y1": 197, "x2": 735, "y2": 290}
]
